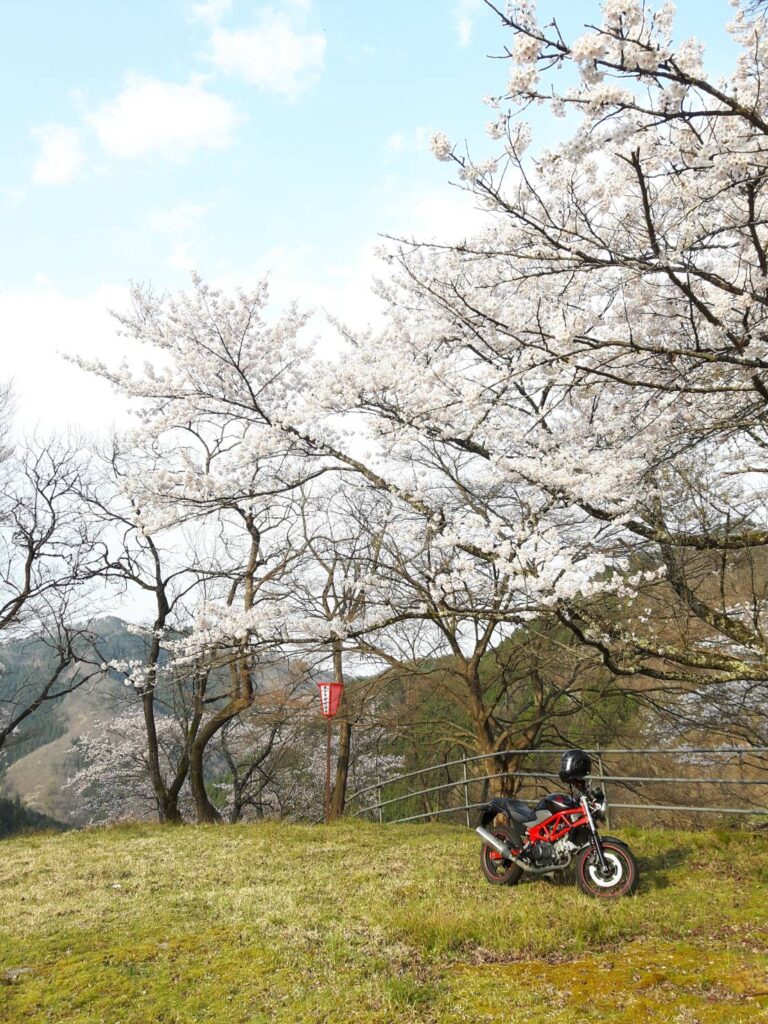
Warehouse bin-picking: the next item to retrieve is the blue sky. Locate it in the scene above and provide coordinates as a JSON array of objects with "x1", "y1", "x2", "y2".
[{"x1": 0, "y1": 0, "x2": 737, "y2": 431}]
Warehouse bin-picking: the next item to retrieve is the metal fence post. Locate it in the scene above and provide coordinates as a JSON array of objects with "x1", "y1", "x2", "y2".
[
  {"x1": 596, "y1": 748, "x2": 612, "y2": 829},
  {"x1": 376, "y1": 775, "x2": 384, "y2": 824},
  {"x1": 462, "y1": 754, "x2": 470, "y2": 827}
]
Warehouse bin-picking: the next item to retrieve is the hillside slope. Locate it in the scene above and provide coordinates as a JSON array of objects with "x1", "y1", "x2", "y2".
[
  {"x1": 0, "y1": 618, "x2": 151, "y2": 823},
  {"x1": 0, "y1": 822, "x2": 766, "y2": 1023},
  {"x1": 3, "y1": 682, "x2": 115, "y2": 823}
]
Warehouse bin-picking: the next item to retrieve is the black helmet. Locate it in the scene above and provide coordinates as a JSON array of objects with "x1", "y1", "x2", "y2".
[{"x1": 559, "y1": 748, "x2": 592, "y2": 784}]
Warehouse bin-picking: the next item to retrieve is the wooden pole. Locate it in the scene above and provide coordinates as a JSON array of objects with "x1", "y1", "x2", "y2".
[{"x1": 325, "y1": 717, "x2": 332, "y2": 825}]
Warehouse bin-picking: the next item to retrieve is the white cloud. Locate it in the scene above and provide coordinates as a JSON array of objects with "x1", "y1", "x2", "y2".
[
  {"x1": 149, "y1": 201, "x2": 211, "y2": 271},
  {"x1": 169, "y1": 241, "x2": 198, "y2": 271},
  {"x1": 150, "y1": 200, "x2": 211, "y2": 234},
  {"x1": 226, "y1": 193, "x2": 474, "y2": 338},
  {"x1": 0, "y1": 283, "x2": 135, "y2": 433},
  {"x1": 361, "y1": 184, "x2": 493, "y2": 253},
  {"x1": 454, "y1": 0, "x2": 482, "y2": 47},
  {"x1": 86, "y1": 74, "x2": 242, "y2": 160},
  {"x1": 0, "y1": 187, "x2": 25, "y2": 214},
  {"x1": 207, "y1": 241, "x2": 387, "y2": 355},
  {"x1": 188, "y1": 0, "x2": 232, "y2": 24},
  {"x1": 384, "y1": 125, "x2": 433, "y2": 156},
  {"x1": 31, "y1": 124, "x2": 85, "y2": 186},
  {"x1": 347, "y1": 41, "x2": 375, "y2": 65},
  {"x1": 209, "y1": 9, "x2": 326, "y2": 98},
  {"x1": 404, "y1": 188, "x2": 492, "y2": 241},
  {"x1": 206, "y1": 186, "x2": 492, "y2": 351},
  {"x1": 386, "y1": 132, "x2": 405, "y2": 154}
]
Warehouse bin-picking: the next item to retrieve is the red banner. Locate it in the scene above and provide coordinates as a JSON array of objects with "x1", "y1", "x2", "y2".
[{"x1": 317, "y1": 681, "x2": 344, "y2": 718}]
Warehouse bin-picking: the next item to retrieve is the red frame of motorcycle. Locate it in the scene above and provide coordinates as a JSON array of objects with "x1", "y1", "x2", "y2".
[
  {"x1": 488, "y1": 803, "x2": 589, "y2": 860},
  {"x1": 527, "y1": 805, "x2": 589, "y2": 844}
]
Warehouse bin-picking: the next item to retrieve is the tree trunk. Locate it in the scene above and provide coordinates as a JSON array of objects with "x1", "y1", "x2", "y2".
[
  {"x1": 330, "y1": 718, "x2": 352, "y2": 818},
  {"x1": 228, "y1": 787, "x2": 243, "y2": 824},
  {"x1": 462, "y1": 663, "x2": 513, "y2": 797},
  {"x1": 142, "y1": 686, "x2": 186, "y2": 822},
  {"x1": 329, "y1": 641, "x2": 349, "y2": 819},
  {"x1": 156, "y1": 789, "x2": 183, "y2": 824},
  {"x1": 188, "y1": 695, "x2": 250, "y2": 824},
  {"x1": 186, "y1": 517, "x2": 259, "y2": 824},
  {"x1": 140, "y1": 578, "x2": 185, "y2": 823},
  {"x1": 189, "y1": 735, "x2": 223, "y2": 824}
]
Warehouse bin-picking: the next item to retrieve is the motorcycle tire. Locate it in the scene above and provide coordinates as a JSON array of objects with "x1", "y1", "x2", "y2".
[
  {"x1": 479, "y1": 825, "x2": 524, "y2": 886},
  {"x1": 574, "y1": 840, "x2": 639, "y2": 898}
]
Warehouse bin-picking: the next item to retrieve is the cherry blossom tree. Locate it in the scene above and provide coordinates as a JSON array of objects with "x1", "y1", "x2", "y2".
[
  {"x1": 75, "y1": 284, "x2": 346, "y2": 822},
  {"x1": 81, "y1": 439, "x2": 215, "y2": 823},
  {"x1": 66, "y1": 707, "x2": 188, "y2": 824},
  {"x1": 321, "y1": 0, "x2": 768, "y2": 708},
  {"x1": 76, "y1": 0, "x2": 768, "y2": 806},
  {"x1": 291, "y1": 483, "x2": 396, "y2": 817},
  {"x1": 72, "y1": 272, "x2": 644, "y2": 804}
]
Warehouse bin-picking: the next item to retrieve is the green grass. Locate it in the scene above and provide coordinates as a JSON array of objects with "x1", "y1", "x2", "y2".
[{"x1": 0, "y1": 822, "x2": 766, "y2": 1023}]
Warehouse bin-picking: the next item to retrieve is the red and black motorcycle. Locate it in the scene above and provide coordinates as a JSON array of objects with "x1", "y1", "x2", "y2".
[{"x1": 476, "y1": 749, "x2": 639, "y2": 898}]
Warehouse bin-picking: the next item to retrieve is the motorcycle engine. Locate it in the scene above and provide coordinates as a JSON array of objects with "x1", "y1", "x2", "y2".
[
  {"x1": 553, "y1": 837, "x2": 575, "y2": 860},
  {"x1": 528, "y1": 841, "x2": 558, "y2": 866},
  {"x1": 527, "y1": 837, "x2": 574, "y2": 867}
]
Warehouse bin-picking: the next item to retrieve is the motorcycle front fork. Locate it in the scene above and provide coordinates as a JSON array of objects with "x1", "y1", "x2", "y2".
[{"x1": 581, "y1": 796, "x2": 609, "y2": 871}]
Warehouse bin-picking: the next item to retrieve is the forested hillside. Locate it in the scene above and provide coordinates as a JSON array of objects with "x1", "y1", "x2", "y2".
[
  {"x1": 0, "y1": 618, "x2": 153, "y2": 823},
  {"x1": 0, "y1": 610, "x2": 647, "y2": 826},
  {"x1": 0, "y1": 795, "x2": 65, "y2": 838},
  {"x1": 0, "y1": 617, "x2": 142, "y2": 768}
]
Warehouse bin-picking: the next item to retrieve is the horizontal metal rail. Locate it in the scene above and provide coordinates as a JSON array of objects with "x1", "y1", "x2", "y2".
[
  {"x1": 610, "y1": 803, "x2": 768, "y2": 815},
  {"x1": 348, "y1": 746, "x2": 768, "y2": 826},
  {"x1": 389, "y1": 802, "x2": 491, "y2": 825},
  {"x1": 384, "y1": 801, "x2": 768, "y2": 826},
  {"x1": 351, "y1": 771, "x2": 518, "y2": 818},
  {"x1": 351, "y1": 769, "x2": 768, "y2": 819},
  {"x1": 574, "y1": 775, "x2": 768, "y2": 786},
  {"x1": 346, "y1": 746, "x2": 768, "y2": 805}
]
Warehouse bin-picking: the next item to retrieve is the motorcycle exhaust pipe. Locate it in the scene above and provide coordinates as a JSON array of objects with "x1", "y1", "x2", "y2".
[
  {"x1": 476, "y1": 826, "x2": 514, "y2": 860},
  {"x1": 476, "y1": 826, "x2": 572, "y2": 875}
]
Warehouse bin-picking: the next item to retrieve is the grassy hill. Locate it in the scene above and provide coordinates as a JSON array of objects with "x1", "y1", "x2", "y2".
[{"x1": 0, "y1": 822, "x2": 766, "y2": 1023}]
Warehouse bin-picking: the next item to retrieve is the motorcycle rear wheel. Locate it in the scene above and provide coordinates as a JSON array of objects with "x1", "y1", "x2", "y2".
[
  {"x1": 575, "y1": 840, "x2": 638, "y2": 898},
  {"x1": 479, "y1": 825, "x2": 524, "y2": 886}
]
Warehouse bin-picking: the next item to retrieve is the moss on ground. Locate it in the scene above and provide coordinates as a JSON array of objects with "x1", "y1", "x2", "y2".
[{"x1": 0, "y1": 821, "x2": 766, "y2": 1023}]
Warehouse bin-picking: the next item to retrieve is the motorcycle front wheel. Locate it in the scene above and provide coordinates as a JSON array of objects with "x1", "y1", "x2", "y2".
[
  {"x1": 575, "y1": 840, "x2": 638, "y2": 898},
  {"x1": 479, "y1": 825, "x2": 524, "y2": 886}
]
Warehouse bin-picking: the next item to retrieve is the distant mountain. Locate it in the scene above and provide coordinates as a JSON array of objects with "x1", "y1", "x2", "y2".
[
  {"x1": 0, "y1": 617, "x2": 149, "y2": 824},
  {"x1": 0, "y1": 616, "x2": 147, "y2": 767}
]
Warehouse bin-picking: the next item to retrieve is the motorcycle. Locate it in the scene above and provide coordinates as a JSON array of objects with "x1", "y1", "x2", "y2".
[{"x1": 476, "y1": 749, "x2": 639, "y2": 898}]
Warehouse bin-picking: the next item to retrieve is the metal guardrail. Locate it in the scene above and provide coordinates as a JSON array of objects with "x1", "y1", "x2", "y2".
[{"x1": 346, "y1": 747, "x2": 768, "y2": 827}]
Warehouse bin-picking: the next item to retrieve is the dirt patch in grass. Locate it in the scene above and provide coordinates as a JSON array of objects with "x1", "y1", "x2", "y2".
[{"x1": 448, "y1": 940, "x2": 768, "y2": 1024}]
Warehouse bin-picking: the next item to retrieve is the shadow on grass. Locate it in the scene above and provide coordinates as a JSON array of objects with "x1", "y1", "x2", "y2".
[
  {"x1": 490, "y1": 842, "x2": 694, "y2": 895},
  {"x1": 521, "y1": 844, "x2": 694, "y2": 893},
  {"x1": 639, "y1": 845, "x2": 692, "y2": 890}
]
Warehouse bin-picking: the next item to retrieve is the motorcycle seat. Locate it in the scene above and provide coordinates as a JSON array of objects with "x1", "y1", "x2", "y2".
[{"x1": 490, "y1": 796, "x2": 537, "y2": 824}]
